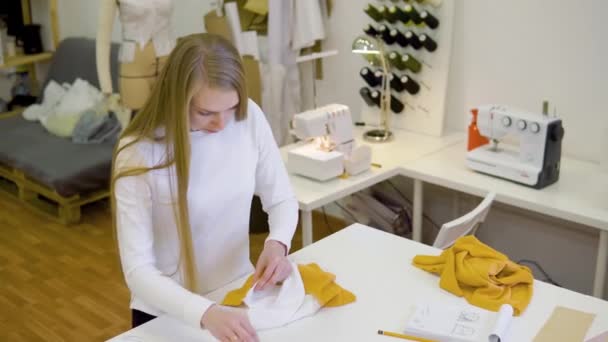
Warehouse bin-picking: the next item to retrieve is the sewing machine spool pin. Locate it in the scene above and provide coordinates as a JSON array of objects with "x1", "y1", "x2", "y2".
[{"x1": 491, "y1": 139, "x2": 499, "y2": 152}]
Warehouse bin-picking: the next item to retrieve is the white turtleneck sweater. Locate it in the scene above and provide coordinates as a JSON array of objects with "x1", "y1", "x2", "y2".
[{"x1": 113, "y1": 99, "x2": 298, "y2": 329}]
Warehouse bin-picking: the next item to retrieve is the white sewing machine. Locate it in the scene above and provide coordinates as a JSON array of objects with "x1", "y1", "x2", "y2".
[
  {"x1": 287, "y1": 104, "x2": 372, "y2": 181},
  {"x1": 466, "y1": 105, "x2": 565, "y2": 189}
]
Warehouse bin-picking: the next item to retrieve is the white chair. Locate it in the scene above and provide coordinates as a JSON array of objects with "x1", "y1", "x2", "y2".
[{"x1": 432, "y1": 192, "x2": 496, "y2": 250}]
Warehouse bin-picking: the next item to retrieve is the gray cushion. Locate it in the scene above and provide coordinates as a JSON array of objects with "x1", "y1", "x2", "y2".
[{"x1": 0, "y1": 115, "x2": 114, "y2": 197}]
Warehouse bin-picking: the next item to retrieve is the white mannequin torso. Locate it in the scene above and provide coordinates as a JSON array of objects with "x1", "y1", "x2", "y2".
[
  {"x1": 116, "y1": 0, "x2": 175, "y2": 63},
  {"x1": 96, "y1": 0, "x2": 175, "y2": 96}
]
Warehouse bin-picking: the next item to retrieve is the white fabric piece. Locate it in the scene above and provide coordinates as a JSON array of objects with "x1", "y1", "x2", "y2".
[
  {"x1": 267, "y1": 0, "x2": 294, "y2": 65},
  {"x1": 282, "y1": 64, "x2": 301, "y2": 145},
  {"x1": 23, "y1": 105, "x2": 43, "y2": 121},
  {"x1": 117, "y1": 0, "x2": 175, "y2": 62},
  {"x1": 319, "y1": 0, "x2": 330, "y2": 29},
  {"x1": 242, "y1": 31, "x2": 260, "y2": 60},
  {"x1": 261, "y1": 63, "x2": 286, "y2": 145},
  {"x1": 602, "y1": 124, "x2": 608, "y2": 171},
  {"x1": 225, "y1": 2, "x2": 244, "y2": 54},
  {"x1": 261, "y1": 63, "x2": 301, "y2": 146},
  {"x1": 53, "y1": 78, "x2": 103, "y2": 119},
  {"x1": 40, "y1": 78, "x2": 104, "y2": 137},
  {"x1": 114, "y1": 99, "x2": 298, "y2": 329},
  {"x1": 243, "y1": 262, "x2": 322, "y2": 330},
  {"x1": 257, "y1": 36, "x2": 270, "y2": 63},
  {"x1": 22, "y1": 80, "x2": 67, "y2": 122},
  {"x1": 292, "y1": 0, "x2": 326, "y2": 50}
]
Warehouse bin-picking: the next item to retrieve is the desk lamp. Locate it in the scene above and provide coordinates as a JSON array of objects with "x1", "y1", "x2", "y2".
[{"x1": 352, "y1": 35, "x2": 393, "y2": 142}]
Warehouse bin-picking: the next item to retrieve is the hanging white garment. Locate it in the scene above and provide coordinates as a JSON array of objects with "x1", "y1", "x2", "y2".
[
  {"x1": 292, "y1": 0, "x2": 326, "y2": 50},
  {"x1": 261, "y1": 63, "x2": 285, "y2": 144},
  {"x1": 262, "y1": 0, "x2": 300, "y2": 146},
  {"x1": 117, "y1": 0, "x2": 175, "y2": 62},
  {"x1": 224, "y1": 2, "x2": 244, "y2": 54},
  {"x1": 260, "y1": 0, "x2": 328, "y2": 145},
  {"x1": 241, "y1": 31, "x2": 260, "y2": 60},
  {"x1": 267, "y1": 0, "x2": 294, "y2": 66}
]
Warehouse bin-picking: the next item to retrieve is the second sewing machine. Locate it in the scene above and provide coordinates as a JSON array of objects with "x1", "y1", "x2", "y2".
[{"x1": 466, "y1": 104, "x2": 565, "y2": 189}]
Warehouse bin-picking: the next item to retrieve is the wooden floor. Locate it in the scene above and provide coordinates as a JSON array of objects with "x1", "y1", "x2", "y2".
[{"x1": 0, "y1": 192, "x2": 346, "y2": 341}]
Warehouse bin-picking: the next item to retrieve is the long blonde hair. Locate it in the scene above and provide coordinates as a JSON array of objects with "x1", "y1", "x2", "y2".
[{"x1": 111, "y1": 33, "x2": 248, "y2": 291}]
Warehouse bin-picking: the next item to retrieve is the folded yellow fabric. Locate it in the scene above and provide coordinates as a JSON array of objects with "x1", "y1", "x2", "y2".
[
  {"x1": 298, "y1": 263, "x2": 356, "y2": 307},
  {"x1": 413, "y1": 235, "x2": 533, "y2": 315},
  {"x1": 222, "y1": 276, "x2": 256, "y2": 307},
  {"x1": 222, "y1": 263, "x2": 356, "y2": 307}
]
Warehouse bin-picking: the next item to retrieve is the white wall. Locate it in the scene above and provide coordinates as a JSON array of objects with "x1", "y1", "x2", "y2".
[{"x1": 446, "y1": 0, "x2": 608, "y2": 163}]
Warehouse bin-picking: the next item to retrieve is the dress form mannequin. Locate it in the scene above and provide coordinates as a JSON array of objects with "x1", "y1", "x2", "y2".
[{"x1": 96, "y1": 0, "x2": 175, "y2": 111}]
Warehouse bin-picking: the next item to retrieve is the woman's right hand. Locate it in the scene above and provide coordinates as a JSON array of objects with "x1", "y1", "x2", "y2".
[{"x1": 201, "y1": 305, "x2": 259, "y2": 342}]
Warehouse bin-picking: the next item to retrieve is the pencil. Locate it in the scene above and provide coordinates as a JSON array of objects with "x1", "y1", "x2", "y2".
[{"x1": 377, "y1": 329, "x2": 438, "y2": 342}]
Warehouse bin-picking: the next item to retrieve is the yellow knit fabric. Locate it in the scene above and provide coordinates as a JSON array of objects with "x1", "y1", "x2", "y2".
[
  {"x1": 222, "y1": 275, "x2": 256, "y2": 307},
  {"x1": 413, "y1": 235, "x2": 533, "y2": 316},
  {"x1": 298, "y1": 263, "x2": 356, "y2": 307},
  {"x1": 222, "y1": 263, "x2": 356, "y2": 307}
]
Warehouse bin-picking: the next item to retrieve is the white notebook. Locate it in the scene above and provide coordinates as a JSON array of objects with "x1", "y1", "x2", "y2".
[{"x1": 404, "y1": 301, "x2": 514, "y2": 342}]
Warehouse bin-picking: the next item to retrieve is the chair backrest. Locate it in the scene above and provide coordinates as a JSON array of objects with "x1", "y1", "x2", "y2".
[
  {"x1": 39, "y1": 37, "x2": 120, "y2": 102},
  {"x1": 432, "y1": 192, "x2": 496, "y2": 250}
]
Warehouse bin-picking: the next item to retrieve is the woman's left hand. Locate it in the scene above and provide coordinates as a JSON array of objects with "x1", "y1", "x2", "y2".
[{"x1": 252, "y1": 240, "x2": 292, "y2": 291}]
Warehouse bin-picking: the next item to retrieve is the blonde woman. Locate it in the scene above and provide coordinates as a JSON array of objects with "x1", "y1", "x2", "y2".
[{"x1": 112, "y1": 33, "x2": 298, "y2": 342}]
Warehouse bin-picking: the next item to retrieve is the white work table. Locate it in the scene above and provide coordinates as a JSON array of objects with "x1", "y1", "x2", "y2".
[
  {"x1": 281, "y1": 127, "x2": 464, "y2": 246},
  {"x1": 400, "y1": 142, "x2": 608, "y2": 232},
  {"x1": 107, "y1": 224, "x2": 608, "y2": 342},
  {"x1": 283, "y1": 127, "x2": 608, "y2": 298},
  {"x1": 399, "y1": 141, "x2": 608, "y2": 298}
]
